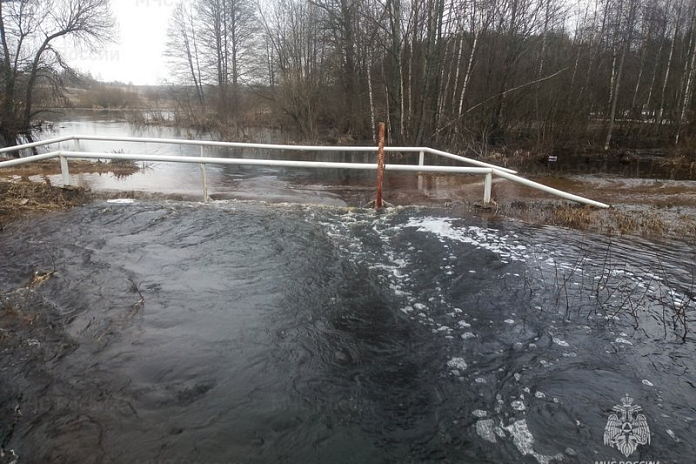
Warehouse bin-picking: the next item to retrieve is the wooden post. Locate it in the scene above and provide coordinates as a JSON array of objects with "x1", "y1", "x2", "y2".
[{"x1": 375, "y1": 122, "x2": 386, "y2": 209}]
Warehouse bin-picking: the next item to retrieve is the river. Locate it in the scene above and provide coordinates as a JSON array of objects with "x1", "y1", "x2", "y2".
[{"x1": 0, "y1": 112, "x2": 694, "y2": 463}]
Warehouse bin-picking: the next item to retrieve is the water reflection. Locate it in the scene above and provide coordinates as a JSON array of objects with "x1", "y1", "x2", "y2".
[{"x1": 31, "y1": 111, "x2": 484, "y2": 205}]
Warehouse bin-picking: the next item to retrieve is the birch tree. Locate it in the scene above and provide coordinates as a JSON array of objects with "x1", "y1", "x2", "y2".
[
  {"x1": 676, "y1": 2, "x2": 696, "y2": 143},
  {"x1": 656, "y1": 0, "x2": 684, "y2": 128},
  {"x1": 604, "y1": 0, "x2": 639, "y2": 151}
]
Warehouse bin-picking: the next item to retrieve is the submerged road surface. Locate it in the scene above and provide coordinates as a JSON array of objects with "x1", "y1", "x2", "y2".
[{"x1": 0, "y1": 200, "x2": 694, "y2": 463}]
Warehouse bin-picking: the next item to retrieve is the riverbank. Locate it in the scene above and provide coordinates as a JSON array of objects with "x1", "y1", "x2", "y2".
[
  {"x1": 0, "y1": 181, "x2": 90, "y2": 229},
  {"x1": 465, "y1": 174, "x2": 696, "y2": 238},
  {"x1": 0, "y1": 158, "x2": 141, "y2": 228}
]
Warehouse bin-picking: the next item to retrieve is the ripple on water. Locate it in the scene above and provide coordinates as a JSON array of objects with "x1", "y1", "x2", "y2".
[{"x1": 1, "y1": 202, "x2": 695, "y2": 463}]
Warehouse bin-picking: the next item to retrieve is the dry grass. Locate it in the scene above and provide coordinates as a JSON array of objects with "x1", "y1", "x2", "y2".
[
  {"x1": 490, "y1": 201, "x2": 696, "y2": 239},
  {"x1": 0, "y1": 181, "x2": 91, "y2": 227},
  {"x1": 0, "y1": 154, "x2": 144, "y2": 227}
]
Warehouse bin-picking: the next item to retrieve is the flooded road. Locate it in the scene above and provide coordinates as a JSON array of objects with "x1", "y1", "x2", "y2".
[{"x1": 1, "y1": 200, "x2": 694, "y2": 463}]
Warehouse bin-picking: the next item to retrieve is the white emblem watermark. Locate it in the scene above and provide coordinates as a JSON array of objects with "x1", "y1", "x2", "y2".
[{"x1": 603, "y1": 394, "x2": 651, "y2": 457}]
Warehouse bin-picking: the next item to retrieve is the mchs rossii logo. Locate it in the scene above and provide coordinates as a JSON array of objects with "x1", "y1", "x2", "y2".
[{"x1": 603, "y1": 394, "x2": 651, "y2": 457}]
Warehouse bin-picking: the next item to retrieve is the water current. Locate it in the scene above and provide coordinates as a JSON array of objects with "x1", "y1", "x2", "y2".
[{"x1": 1, "y1": 200, "x2": 694, "y2": 463}]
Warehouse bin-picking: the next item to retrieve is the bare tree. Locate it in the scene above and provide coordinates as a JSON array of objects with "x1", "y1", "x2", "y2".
[
  {"x1": 676, "y1": 1, "x2": 696, "y2": 143},
  {"x1": 153, "y1": 0, "x2": 696, "y2": 154},
  {"x1": 197, "y1": 0, "x2": 258, "y2": 118},
  {"x1": 166, "y1": 1, "x2": 205, "y2": 106},
  {"x1": 258, "y1": 0, "x2": 329, "y2": 140},
  {"x1": 0, "y1": 0, "x2": 114, "y2": 152},
  {"x1": 386, "y1": 0, "x2": 405, "y2": 143},
  {"x1": 655, "y1": 0, "x2": 684, "y2": 129},
  {"x1": 644, "y1": 0, "x2": 670, "y2": 116},
  {"x1": 604, "y1": 0, "x2": 639, "y2": 151},
  {"x1": 310, "y1": 0, "x2": 362, "y2": 135}
]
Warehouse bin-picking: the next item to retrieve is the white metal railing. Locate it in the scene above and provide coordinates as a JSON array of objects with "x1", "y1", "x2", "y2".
[{"x1": 0, "y1": 135, "x2": 610, "y2": 208}]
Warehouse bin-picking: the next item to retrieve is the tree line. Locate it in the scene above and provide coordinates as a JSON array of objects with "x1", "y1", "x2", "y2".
[
  {"x1": 2, "y1": 0, "x2": 696, "y2": 156},
  {"x1": 167, "y1": 0, "x2": 696, "y2": 154}
]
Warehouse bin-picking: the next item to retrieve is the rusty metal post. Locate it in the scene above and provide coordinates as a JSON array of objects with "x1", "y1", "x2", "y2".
[{"x1": 375, "y1": 122, "x2": 386, "y2": 208}]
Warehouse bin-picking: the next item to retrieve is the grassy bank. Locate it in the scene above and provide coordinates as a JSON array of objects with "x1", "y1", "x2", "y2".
[{"x1": 484, "y1": 201, "x2": 696, "y2": 239}]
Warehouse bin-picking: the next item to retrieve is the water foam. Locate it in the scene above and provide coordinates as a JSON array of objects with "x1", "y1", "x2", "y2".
[{"x1": 404, "y1": 217, "x2": 530, "y2": 262}]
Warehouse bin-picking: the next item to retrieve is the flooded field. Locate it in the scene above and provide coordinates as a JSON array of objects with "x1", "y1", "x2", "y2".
[
  {"x1": 0, "y1": 201, "x2": 695, "y2": 463},
  {"x1": 1, "y1": 111, "x2": 692, "y2": 212}
]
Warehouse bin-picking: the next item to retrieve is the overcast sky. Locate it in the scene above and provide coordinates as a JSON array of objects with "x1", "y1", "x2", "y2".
[{"x1": 62, "y1": 0, "x2": 184, "y2": 85}]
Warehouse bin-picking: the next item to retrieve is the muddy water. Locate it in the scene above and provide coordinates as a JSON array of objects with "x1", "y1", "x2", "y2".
[{"x1": 1, "y1": 200, "x2": 694, "y2": 463}]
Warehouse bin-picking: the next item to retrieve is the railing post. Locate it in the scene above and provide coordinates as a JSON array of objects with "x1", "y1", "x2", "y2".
[
  {"x1": 375, "y1": 122, "x2": 386, "y2": 208},
  {"x1": 200, "y1": 146, "x2": 209, "y2": 203},
  {"x1": 418, "y1": 150, "x2": 425, "y2": 166},
  {"x1": 483, "y1": 171, "x2": 492, "y2": 204},
  {"x1": 60, "y1": 156, "x2": 70, "y2": 186},
  {"x1": 74, "y1": 138, "x2": 81, "y2": 153}
]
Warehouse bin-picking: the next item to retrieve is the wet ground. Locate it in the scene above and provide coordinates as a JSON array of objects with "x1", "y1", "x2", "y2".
[{"x1": 1, "y1": 201, "x2": 695, "y2": 463}]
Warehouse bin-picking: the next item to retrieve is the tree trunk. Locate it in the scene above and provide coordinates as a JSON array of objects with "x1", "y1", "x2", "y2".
[
  {"x1": 605, "y1": 0, "x2": 637, "y2": 151},
  {"x1": 0, "y1": 2, "x2": 18, "y2": 148},
  {"x1": 457, "y1": 32, "x2": 478, "y2": 118},
  {"x1": 387, "y1": 0, "x2": 403, "y2": 144},
  {"x1": 631, "y1": 10, "x2": 651, "y2": 115},
  {"x1": 657, "y1": 0, "x2": 684, "y2": 128},
  {"x1": 367, "y1": 51, "x2": 376, "y2": 141},
  {"x1": 450, "y1": 34, "x2": 465, "y2": 117},
  {"x1": 676, "y1": 5, "x2": 696, "y2": 144},
  {"x1": 645, "y1": 4, "x2": 669, "y2": 115}
]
